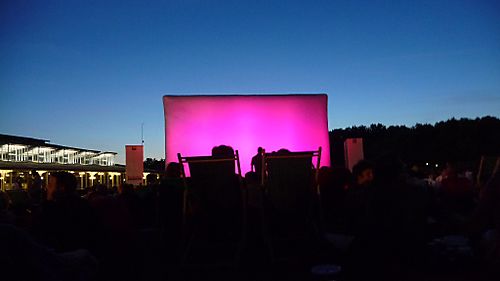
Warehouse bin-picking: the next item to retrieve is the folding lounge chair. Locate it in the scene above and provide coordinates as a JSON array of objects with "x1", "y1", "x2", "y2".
[
  {"x1": 260, "y1": 147, "x2": 322, "y2": 261},
  {"x1": 177, "y1": 150, "x2": 246, "y2": 266}
]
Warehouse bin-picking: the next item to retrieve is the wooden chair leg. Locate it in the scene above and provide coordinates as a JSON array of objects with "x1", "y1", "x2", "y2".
[
  {"x1": 260, "y1": 208, "x2": 274, "y2": 262},
  {"x1": 181, "y1": 226, "x2": 196, "y2": 265}
]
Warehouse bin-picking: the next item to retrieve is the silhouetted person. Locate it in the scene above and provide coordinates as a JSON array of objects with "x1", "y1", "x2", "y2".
[
  {"x1": 166, "y1": 162, "x2": 181, "y2": 178},
  {"x1": 28, "y1": 170, "x2": 43, "y2": 204},
  {"x1": 116, "y1": 183, "x2": 142, "y2": 228},
  {"x1": 13, "y1": 176, "x2": 22, "y2": 189},
  {"x1": 319, "y1": 166, "x2": 352, "y2": 232},
  {"x1": 440, "y1": 162, "x2": 474, "y2": 217},
  {"x1": 348, "y1": 155, "x2": 428, "y2": 279},
  {"x1": 344, "y1": 160, "x2": 378, "y2": 241},
  {"x1": 92, "y1": 183, "x2": 140, "y2": 281},
  {"x1": 468, "y1": 172, "x2": 500, "y2": 271},
  {"x1": 188, "y1": 145, "x2": 241, "y2": 226},
  {"x1": 146, "y1": 173, "x2": 158, "y2": 186},
  {"x1": 343, "y1": 160, "x2": 375, "y2": 236},
  {"x1": 159, "y1": 163, "x2": 184, "y2": 259},
  {"x1": 33, "y1": 172, "x2": 99, "y2": 253},
  {"x1": 352, "y1": 160, "x2": 375, "y2": 187},
  {"x1": 1, "y1": 223, "x2": 98, "y2": 281},
  {"x1": 251, "y1": 147, "x2": 264, "y2": 180},
  {"x1": 0, "y1": 191, "x2": 15, "y2": 225},
  {"x1": 211, "y1": 144, "x2": 237, "y2": 176},
  {"x1": 211, "y1": 144, "x2": 235, "y2": 157}
]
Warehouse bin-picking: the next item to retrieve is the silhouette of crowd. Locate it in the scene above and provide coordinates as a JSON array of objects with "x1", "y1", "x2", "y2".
[{"x1": 1, "y1": 143, "x2": 499, "y2": 281}]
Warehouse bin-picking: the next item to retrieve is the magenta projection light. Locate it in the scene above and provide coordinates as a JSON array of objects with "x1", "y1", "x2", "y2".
[{"x1": 163, "y1": 94, "x2": 330, "y2": 174}]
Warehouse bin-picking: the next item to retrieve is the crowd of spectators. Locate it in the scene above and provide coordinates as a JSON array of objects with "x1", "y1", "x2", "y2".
[
  {"x1": 0, "y1": 151, "x2": 499, "y2": 280},
  {"x1": 318, "y1": 157, "x2": 499, "y2": 279}
]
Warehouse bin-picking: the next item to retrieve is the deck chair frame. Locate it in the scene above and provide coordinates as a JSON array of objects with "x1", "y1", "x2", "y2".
[
  {"x1": 259, "y1": 147, "x2": 322, "y2": 261},
  {"x1": 177, "y1": 150, "x2": 245, "y2": 266},
  {"x1": 260, "y1": 147, "x2": 322, "y2": 189}
]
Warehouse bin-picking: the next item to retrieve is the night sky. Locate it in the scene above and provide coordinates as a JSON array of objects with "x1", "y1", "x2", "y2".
[{"x1": 1, "y1": 0, "x2": 499, "y2": 163}]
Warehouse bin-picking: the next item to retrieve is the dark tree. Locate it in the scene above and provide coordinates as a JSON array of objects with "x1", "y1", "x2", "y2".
[
  {"x1": 329, "y1": 116, "x2": 500, "y2": 169},
  {"x1": 144, "y1": 158, "x2": 165, "y2": 171}
]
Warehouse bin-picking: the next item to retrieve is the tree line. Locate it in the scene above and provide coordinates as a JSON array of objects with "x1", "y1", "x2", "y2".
[
  {"x1": 330, "y1": 116, "x2": 500, "y2": 170},
  {"x1": 144, "y1": 116, "x2": 500, "y2": 171}
]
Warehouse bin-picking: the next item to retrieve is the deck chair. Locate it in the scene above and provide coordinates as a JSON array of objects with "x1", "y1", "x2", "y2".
[
  {"x1": 260, "y1": 147, "x2": 322, "y2": 261},
  {"x1": 178, "y1": 150, "x2": 246, "y2": 266}
]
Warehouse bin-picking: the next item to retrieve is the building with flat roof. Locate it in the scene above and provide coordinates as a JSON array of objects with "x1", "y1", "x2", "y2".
[{"x1": 0, "y1": 134, "x2": 156, "y2": 190}]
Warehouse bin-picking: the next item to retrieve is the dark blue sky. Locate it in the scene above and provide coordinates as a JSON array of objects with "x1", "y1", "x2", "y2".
[{"x1": 1, "y1": 0, "x2": 499, "y2": 163}]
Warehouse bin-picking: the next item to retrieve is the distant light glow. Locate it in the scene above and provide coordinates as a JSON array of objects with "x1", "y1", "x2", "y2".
[{"x1": 163, "y1": 94, "x2": 330, "y2": 174}]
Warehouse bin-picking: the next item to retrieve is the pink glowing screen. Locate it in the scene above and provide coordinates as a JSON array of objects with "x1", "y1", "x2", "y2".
[{"x1": 163, "y1": 94, "x2": 330, "y2": 174}]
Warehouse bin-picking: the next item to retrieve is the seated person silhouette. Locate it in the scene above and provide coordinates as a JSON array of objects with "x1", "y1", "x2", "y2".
[{"x1": 33, "y1": 172, "x2": 99, "y2": 253}]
